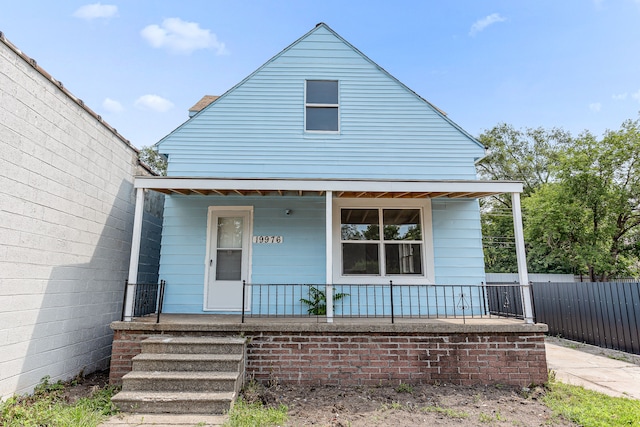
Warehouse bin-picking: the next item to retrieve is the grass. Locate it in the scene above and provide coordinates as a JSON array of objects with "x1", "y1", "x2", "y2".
[
  {"x1": 421, "y1": 405, "x2": 469, "y2": 419},
  {"x1": 395, "y1": 382, "x2": 414, "y2": 393},
  {"x1": 478, "y1": 411, "x2": 506, "y2": 423},
  {"x1": 0, "y1": 376, "x2": 119, "y2": 427},
  {"x1": 379, "y1": 401, "x2": 404, "y2": 411},
  {"x1": 544, "y1": 377, "x2": 640, "y2": 427},
  {"x1": 223, "y1": 398, "x2": 288, "y2": 427},
  {"x1": 5, "y1": 372, "x2": 640, "y2": 427}
]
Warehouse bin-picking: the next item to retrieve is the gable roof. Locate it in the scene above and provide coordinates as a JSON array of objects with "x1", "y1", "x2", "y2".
[{"x1": 158, "y1": 23, "x2": 485, "y2": 150}]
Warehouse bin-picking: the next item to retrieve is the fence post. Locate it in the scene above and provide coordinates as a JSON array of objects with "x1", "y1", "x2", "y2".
[
  {"x1": 121, "y1": 280, "x2": 128, "y2": 321},
  {"x1": 390, "y1": 280, "x2": 395, "y2": 324},
  {"x1": 242, "y1": 280, "x2": 246, "y2": 324},
  {"x1": 156, "y1": 280, "x2": 165, "y2": 324},
  {"x1": 481, "y1": 282, "x2": 488, "y2": 316}
]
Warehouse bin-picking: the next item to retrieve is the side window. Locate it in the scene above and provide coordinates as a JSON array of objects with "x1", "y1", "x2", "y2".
[{"x1": 305, "y1": 80, "x2": 339, "y2": 132}]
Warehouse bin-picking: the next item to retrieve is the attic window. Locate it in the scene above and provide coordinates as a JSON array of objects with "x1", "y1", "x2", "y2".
[{"x1": 305, "y1": 80, "x2": 339, "y2": 132}]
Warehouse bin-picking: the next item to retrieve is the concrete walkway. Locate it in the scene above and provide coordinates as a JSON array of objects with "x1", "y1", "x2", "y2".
[
  {"x1": 99, "y1": 414, "x2": 226, "y2": 427},
  {"x1": 99, "y1": 339, "x2": 640, "y2": 426},
  {"x1": 545, "y1": 341, "x2": 640, "y2": 400}
]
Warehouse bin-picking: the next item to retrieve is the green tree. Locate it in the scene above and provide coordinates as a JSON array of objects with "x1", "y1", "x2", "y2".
[
  {"x1": 476, "y1": 124, "x2": 571, "y2": 273},
  {"x1": 139, "y1": 145, "x2": 167, "y2": 176},
  {"x1": 524, "y1": 118, "x2": 640, "y2": 281}
]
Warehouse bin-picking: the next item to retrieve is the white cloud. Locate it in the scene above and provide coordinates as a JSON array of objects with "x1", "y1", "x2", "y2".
[
  {"x1": 612, "y1": 93, "x2": 628, "y2": 100},
  {"x1": 469, "y1": 13, "x2": 507, "y2": 36},
  {"x1": 589, "y1": 102, "x2": 602, "y2": 112},
  {"x1": 73, "y1": 3, "x2": 118, "y2": 20},
  {"x1": 141, "y1": 18, "x2": 227, "y2": 55},
  {"x1": 135, "y1": 95, "x2": 174, "y2": 113},
  {"x1": 632, "y1": 90, "x2": 640, "y2": 103},
  {"x1": 102, "y1": 97, "x2": 124, "y2": 113}
]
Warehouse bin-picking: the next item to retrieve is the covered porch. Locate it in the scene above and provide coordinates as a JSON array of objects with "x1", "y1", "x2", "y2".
[
  {"x1": 115, "y1": 178, "x2": 546, "y2": 389},
  {"x1": 123, "y1": 176, "x2": 534, "y2": 324}
]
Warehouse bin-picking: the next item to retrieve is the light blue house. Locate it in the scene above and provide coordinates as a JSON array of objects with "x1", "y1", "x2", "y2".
[{"x1": 123, "y1": 23, "x2": 531, "y2": 321}]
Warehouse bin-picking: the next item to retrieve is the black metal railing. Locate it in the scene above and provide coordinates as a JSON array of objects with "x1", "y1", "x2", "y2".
[
  {"x1": 485, "y1": 283, "x2": 526, "y2": 319},
  {"x1": 241, "y1": 281, "x2": 531, "y2": 323},
  {"x1": 121, "y1": 280, "x2": 165, "y2": 323}
]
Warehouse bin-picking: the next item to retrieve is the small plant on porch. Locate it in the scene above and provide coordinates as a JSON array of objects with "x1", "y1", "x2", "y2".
[{"x1": 300, "y1": 286, "x2": 348, "y2": 315}]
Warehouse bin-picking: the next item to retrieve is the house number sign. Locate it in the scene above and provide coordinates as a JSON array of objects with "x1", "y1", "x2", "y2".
[{"x1": 252, "y1": 236, "x2": 283, "y2": 244}]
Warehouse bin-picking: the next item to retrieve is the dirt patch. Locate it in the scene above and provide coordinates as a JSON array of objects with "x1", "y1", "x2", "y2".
[
  {"x1": 243, "y1": 381, "x2": 575, "y2": 426},
  {"x1": 69, "y1": 370, "x2": 575, "y2": 426},
  {"x1": 61, "y1": 369, "x2": 111, "y2": 404}
]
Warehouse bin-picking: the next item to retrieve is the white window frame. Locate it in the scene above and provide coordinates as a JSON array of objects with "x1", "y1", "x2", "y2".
[
  {"x1": 305, "y1": 80, "x2": 340, "y2": 133},
  {"x1": 332, "y1": 198, "x2": 435, "y2": 285}
]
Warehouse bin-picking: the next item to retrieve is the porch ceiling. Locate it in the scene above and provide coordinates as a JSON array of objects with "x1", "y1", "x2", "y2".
[{"x1": 135, "y1": 177, "x2": 523, "y2": 199}]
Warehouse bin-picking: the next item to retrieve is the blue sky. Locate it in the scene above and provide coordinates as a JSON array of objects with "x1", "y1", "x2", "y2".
[{"x1": 2, "y1": 1, "x2": 640, "y2": 148}]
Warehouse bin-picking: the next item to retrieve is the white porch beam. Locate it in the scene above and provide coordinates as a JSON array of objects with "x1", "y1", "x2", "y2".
[
  {"x1": 512, "y1": 192, "x2": 534, "y2": 324},
  {"x1": 135, "y1": 176, "x2": 523, "y2": 195},
  {"x1": 124, "y1": 187, "x2": 145, "y2": 321},
  {"x1": 325, "y1": 191, "x2": 334, "y2": 323}
]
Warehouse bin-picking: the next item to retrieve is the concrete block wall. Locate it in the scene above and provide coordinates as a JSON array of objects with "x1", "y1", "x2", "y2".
[{"x1": 0, "y1": 35, "x2": 162, "y2": 399}]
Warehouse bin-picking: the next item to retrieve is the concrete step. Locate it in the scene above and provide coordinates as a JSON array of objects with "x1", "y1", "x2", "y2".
[
  {"x1": 141, "y1": 336, "x2": 246, "y2": 355},
  {"x1": 122, "y1": 371, "x2": 240, "y2": 393},
  {"x1": 132, "y1": 353, "x2": 244, "y2": 372},
  {"x1": 111, "y1": 391, "x2": 235, "y2": 414}
]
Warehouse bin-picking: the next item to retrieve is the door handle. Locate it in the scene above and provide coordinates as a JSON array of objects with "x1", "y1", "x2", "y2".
[{"x1": 209, "y1": 259, "x2": 213, "y2": 266}]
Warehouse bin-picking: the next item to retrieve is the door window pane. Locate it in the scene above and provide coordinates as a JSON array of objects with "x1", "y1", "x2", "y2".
[
  {"x1": 216, "y1": 250, "x2": 242, "y2": 280},
  {"x1": 385, "y1": 243, "x2": 423, "y2": 275},
  {"x1": 341, "y1": 209, "x2": 379, "y2": 240},
  {"x1": 383, "y1": 209, "x2": 422, "y2": 240},
  {"x1": 342, "y1": 243, "x2": 379, "y2": 275},
  {"x1": 217, "y1": 217, "x2": 243, "y2": 248}
]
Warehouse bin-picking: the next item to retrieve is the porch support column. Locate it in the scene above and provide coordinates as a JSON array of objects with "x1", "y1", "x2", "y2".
[
  {"x1": 512, "y1": 192, "x2": 534, "y2": 324},
  {"x1": 124, "y1": 187, "x2": 145, "y2": 321},
  {"x1": 325, "y1": 191, "x2": 334, "y2": 323}
]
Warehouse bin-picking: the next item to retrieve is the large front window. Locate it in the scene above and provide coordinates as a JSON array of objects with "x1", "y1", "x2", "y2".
[{"x1": 341, "y1": 208, "x2": 423, "y2": 276}]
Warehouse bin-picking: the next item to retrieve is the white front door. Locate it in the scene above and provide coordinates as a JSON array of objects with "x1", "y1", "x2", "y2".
[{"x1": 205, "y1": 208, "x2": 251, "y2": 311}]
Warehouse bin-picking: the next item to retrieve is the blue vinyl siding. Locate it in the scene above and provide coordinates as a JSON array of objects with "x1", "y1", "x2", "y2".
[
  {"x1": 158, "y1": 25, "x2": 484, "y2": 180},
  {"x1": 159, "y1": 195, "x2": 325, "y2": 313},
  {"x1": 155, "y1": 24, "x2": 489, "y2": 313},
  {"x1": 159, "y1": 195, "x2": 486, "y2": 312},
  {"x1": 432, "y1": 199, "x2": 485, "y2": 285}
]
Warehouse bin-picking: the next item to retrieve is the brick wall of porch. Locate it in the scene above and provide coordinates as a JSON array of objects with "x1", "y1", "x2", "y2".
[{"x1": 109, "y1": 320, "x2": 548, "y2": 387}]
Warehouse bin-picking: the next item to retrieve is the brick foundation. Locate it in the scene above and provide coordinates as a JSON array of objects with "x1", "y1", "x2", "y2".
[
  {"x1": 246, "y1": 332, "x2": 547, "y2": 386},
  {"x1": 109, "y1": 320, "x2": 548, "y2": 387}
]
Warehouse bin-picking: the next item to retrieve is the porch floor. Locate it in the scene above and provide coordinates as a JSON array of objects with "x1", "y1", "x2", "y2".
[{"x1": 114, "y1": 314, "x2": 546, "y2": 334}]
